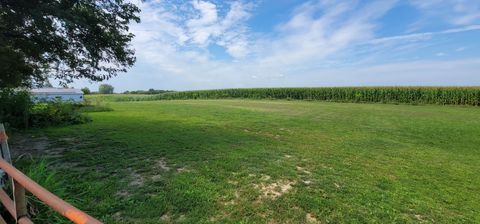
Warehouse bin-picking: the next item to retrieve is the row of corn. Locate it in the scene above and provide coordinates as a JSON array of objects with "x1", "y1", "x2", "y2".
[{"x1": 98, "y1": 87, "x2": 480, "y2": 106}]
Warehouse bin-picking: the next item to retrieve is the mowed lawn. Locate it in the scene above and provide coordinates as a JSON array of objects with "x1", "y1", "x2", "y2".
[{"x1": 13, "y1": 100, "x2": 480, "y2": 223}]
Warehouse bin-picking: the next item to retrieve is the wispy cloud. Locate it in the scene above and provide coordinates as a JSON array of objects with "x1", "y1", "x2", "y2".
[
  {"x1": 257, "y1": 0, "x2": 398, "y2": 66},
  {"x1": 369, "y1": 25, "x2": 480, "y2": 44},
  {"x1": 409, "y1": 0, "x2": 480, "y2": 30}
]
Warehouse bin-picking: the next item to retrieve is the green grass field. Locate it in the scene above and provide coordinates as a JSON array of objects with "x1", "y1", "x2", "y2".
[{"x1": 11, "y1": 100, "x2": 480, "y2": 223}]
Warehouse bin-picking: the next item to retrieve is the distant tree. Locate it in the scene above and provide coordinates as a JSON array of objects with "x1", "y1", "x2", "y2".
[
  {"x1": 0, "y1": 0, "x2": 140, "y2": 88},
  {"x1": 98, "y1": 84, "x2": 114, "y2": 94},
  {"x1": 81, "y1": 87, "x2": 91, "y2": 95}
]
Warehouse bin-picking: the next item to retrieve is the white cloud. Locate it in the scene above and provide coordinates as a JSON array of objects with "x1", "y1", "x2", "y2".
[
  {"x1": 131, "y1": 0, "x2": 252, "y2": 65},
  {"x1": 187, "y1": 0, "x2": 219, "y2": 45},
  {"x1": 185, "y1": 0, "x2": 252, "y2": 58},
  {"x1": 257, "y1": 0, "x2": 398, "y2": 66},
  {"x1": 409, "y1": 0, "x2": 480, "y2": 28}
]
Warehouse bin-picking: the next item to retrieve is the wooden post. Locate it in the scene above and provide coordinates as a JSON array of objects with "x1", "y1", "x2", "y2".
[
  {"x1": 0, "y1": 215, "x2": 7, "y2": 224},
  {"x1": 0, "y1": 123, "x2": 30, "y2": 223},
  {"x1": 13, "y1": 180, "x2": 28, "y2": 222}
]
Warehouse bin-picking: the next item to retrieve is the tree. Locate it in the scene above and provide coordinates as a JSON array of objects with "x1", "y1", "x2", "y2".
[
  {"x1": 36, "y1": 79, "x2": 53, "y2": 88},
  {"x1": 0, "y1": 0, "x2": 140, "y2": 88},
  {"x1": 98, "y1": 84, "x2": 114, "y2": 94},
  {"x1": 81, "y1": 87, "x2": 91, "y2": 95}
]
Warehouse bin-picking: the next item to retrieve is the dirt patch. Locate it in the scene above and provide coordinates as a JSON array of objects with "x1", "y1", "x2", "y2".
[
  {"x1": 160, "y1": 213, "x2": 185, "y2": 222},
  {"x1": 112, "y1": 211, "x2": 124, "y2": 221},
  {"x1": 296, "y1": 166, "x2": 311, "y2": 175},
  {"x1": 156, "y1": 157, "x2": 171, "y2": 171},
  {"x1": 59, "y1": 137, "x2": 76, "y2": 143},
  {"x1": 160, "y1": 213, "x2": 171, "y2": 221},
  {"x1": 176, "y1": 166, "x2": 190, "y2": 173},
  {"x1": 227, "y1": 180, "x2": 238, "y2": 185},
  {"x1": 254, "y1": 180, "x2": 296, "y2": 200},
  {"x1": 43, "y1": 147, "x2": 67, "y2": 158},
  {"x1": 10, "y1": 136, "x2": 50, "y2": 158},
  {"x1": 303, "y1": 180, "x2": 312, "y2": 185},
  {"x1": 128, "y1": 169, "x2": 144, "y2": 187},
  {"x1": 306, "y1": 213, "x2": 320, "y2": 223},
  {"x1": 116, "y1": 190, "x2": 131, "y2": 198},
  {"x1": 414, "y1": 214, "x2": 428, "y2": 223},
  {"x1": 10, "y1": 134, "x2": 91, "y2": 159},
  {"x1": 177, "y1": 214, "x2": 186, "y2": 222},
  {"x1": 222, "y1": 190, "x2": 241, "y2": 206},
  {"x1": 151, "y1": 174, "x2": 162, "y2": 181},
  {"x1": 260, "y1": 174, "x2": 271, "y2": 181},
  {"x1": 52, "y1": 161, "x2": 88, "y2": 171}
]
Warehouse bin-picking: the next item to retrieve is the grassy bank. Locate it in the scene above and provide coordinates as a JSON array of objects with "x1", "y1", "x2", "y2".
[
  {"x1": 88, "y1": 87, "x2": 480, "y2": 106},
  {"x1": 10, "y1": 100, "x2": 480, "y2": 223}
]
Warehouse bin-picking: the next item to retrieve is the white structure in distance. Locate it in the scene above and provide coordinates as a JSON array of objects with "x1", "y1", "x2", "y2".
[{"x1": 31, "y1": 88, "x2": 84, "y2": 103}]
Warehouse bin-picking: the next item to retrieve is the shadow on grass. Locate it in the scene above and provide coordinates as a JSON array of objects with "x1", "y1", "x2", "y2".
[{"x1": 13, "y1": 117, "x2": 290, "y2": 223}]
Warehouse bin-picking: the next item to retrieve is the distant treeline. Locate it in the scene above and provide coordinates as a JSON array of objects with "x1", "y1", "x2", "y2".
[
  {"x1": 123, "y1": 89, "x2": 174, "y2": 94},
  {"x1": 92, "y1": 87, "x2": 480, "y2": 106}
]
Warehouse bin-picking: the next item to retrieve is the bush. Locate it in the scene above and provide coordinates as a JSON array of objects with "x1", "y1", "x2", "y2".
[
  {"x1": 81, "y1": 87, "x2": 91, "y2": 95},
  {"x1": 29, "y1": 102, "x2": 91, "y2": 128},
  {"x1": 0, "y1": 89, "x2": 33, "y2": 128},
  {"x1": 1, "y1": 89, "x2": 92, "y2": 128}
]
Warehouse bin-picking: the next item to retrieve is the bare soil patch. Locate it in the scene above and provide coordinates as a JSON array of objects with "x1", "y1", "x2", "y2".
[
  {"x1": 254, "y1": 180, "x2": 296, "y2": 200},
  {"x1": 306, "y1": 213, "x2": 320, "y2": 223},
  {"x1": 156, "y1": 157, "x2": 171, "y2": 171}
]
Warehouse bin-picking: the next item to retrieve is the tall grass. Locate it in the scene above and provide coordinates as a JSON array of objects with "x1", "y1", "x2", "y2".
[
  {"x1": 14, "y1": 160, "x2": 71, "y2": 223},
  {"x1": 88, "y1": 87, "x2": 480, "y2": 106}
]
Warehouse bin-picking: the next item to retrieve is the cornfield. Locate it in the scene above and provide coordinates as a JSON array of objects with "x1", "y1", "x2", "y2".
[{"x1": 90, "y1": 87, "x2": 480, "y2": 106}]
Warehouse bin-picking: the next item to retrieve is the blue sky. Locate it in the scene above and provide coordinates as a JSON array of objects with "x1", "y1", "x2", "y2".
[{"x1": 73, "y1": 0, "x2": 480, "y2": 92}]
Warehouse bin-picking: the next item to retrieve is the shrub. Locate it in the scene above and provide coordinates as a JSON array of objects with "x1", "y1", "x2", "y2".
[
  {"x1": 0, "y1": 89, "x2": 33, "y2": 128},
  {"x1": 81, "y1": 87, "x2": 91, "y2": 95},
  {"x1": 29, "y1": 102, "x2": 91, "y2": 128},
  {"x1": 1, "y1": 89, "x2": 92, "y2": 128}
]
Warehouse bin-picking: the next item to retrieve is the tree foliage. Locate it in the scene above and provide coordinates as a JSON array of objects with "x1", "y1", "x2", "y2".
[
  {"x1": 0, "y1": 0, "x2": 140, "y2": 88},
  {"x1": 98, "y1": 84, "x2": 114, "y2": 94},
  {"x1": 81, "y1": 87, "x2": 91, "y2": 94}
]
